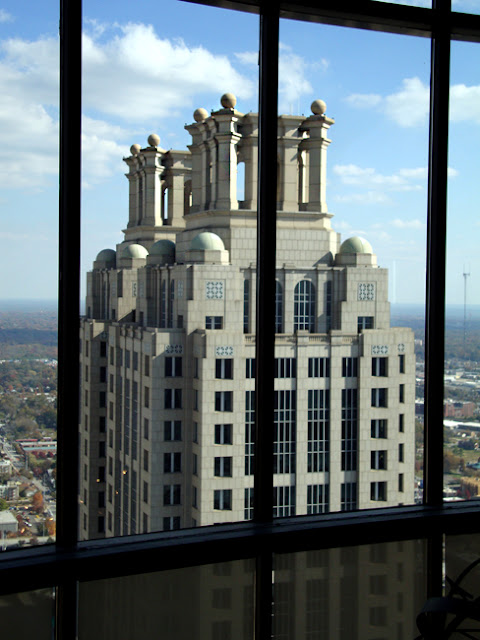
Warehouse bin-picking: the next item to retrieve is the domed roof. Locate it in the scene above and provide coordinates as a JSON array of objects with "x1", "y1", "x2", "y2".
[
  {"x1": 149, "y1": 239, "x2": 175, "y2": 257},
  {"x1": 96, "y1": 248, "x2": 116, "y2": 263},
  {"x1": 191, "y1": 232, "x2": 225, "y2": 251},
  {"x1": 121, "y1": 243, "x2": 149, "y2": 259},
  {"x1": 339, "y1": 236, "x2": 373, "y2": 255}
]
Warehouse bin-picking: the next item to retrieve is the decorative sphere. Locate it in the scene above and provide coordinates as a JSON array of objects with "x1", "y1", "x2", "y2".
[
  {"x1": 311, "y1": 99, "x2": 327, "y2": 115},
  {"x1": 147, "y1": 133, "x2": 160, "y2": 147},
  {"x1": 193, "y1": 108, "x2": 209, "y2": 122},
  {"x1": 130, "y1": 144, "x2": 141, "y2": 156},
  {"x1": 221, "y1": 92, "x2": 236, "y2": 109}
]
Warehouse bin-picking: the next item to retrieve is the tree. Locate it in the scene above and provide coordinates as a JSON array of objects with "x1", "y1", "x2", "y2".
[
  {"x1": 32, "y1": 490, "x2": 43, "y2": 513},
  {"x1": 0, "y1": 498, "x2": 8, "y2": 511}
]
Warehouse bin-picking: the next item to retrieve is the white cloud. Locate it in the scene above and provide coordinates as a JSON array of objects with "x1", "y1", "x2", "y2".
[
  {"x1": 0, "y1": 10, "x2": 13, "y2": 23},
  {"x1": 278, "y1": 43, "x2": 313, "y2": 113},
  {"x1": 391, "y1": 219, "x2": 425, "y2": 229},
  {"x1": 333, "y1": 191, "x2": 392, "y2": 205},
  {"x1": 333, "y1": 164, "x2": 425, "y2": 191},
  {"x1": 345, "y1": 93, "x2": 382, "y2": 109},
  {"x1": 234, "y1": 51, "x2": 257, "y2": 66}
]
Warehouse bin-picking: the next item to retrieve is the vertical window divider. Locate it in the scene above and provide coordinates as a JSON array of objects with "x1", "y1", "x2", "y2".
[
  {"x1": 57, "y1": 0, "x2": 82, "y2": 636},
  {"x1": 424, "y1": 0, "x2": 451, "y2": 509}
]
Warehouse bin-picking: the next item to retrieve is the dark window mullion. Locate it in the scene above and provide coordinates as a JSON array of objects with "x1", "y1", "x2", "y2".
[{"x1": 424, "y1": 0, "x2": 451, "y2": 508}]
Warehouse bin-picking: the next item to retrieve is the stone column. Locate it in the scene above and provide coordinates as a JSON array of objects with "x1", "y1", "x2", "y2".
[{"x1": 302, "y1": 107, "x2": 334, "y2": 213}]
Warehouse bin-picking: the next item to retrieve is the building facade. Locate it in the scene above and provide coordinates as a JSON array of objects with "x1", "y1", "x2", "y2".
[{"x1": 79, "y1": 93, "x2": 415, "y2": 540}]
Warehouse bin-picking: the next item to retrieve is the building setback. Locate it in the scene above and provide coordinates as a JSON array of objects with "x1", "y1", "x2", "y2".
[{"x1": 79, "y1": 93, "x2": 415, "y2": 540}]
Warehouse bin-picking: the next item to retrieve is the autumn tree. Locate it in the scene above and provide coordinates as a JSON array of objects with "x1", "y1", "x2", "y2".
[{"x1": 32, "y1": 491, "x2": 44, "y2": 513}]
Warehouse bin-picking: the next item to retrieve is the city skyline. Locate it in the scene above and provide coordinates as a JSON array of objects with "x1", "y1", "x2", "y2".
[{"x1": 0, "y1": 0, "x2": 478, "y2": 304}]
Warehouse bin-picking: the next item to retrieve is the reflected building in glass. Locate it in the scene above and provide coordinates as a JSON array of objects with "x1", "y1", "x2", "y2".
[{"x1": 79, "y1": 93, "x2": 415, "y2": 540}]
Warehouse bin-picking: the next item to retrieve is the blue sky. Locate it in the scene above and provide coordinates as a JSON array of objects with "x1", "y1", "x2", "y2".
[{"x1": 0, "y1": 0, "x2": 478, "y2": 305}]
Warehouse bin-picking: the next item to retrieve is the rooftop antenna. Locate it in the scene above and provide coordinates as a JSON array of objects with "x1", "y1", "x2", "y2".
[{"x1": 463, "y1": 265, "x2": 470, "y2": 362}]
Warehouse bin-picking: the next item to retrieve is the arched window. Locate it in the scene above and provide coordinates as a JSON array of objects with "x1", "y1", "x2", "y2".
[
  {"x1": 294, "y1": 280, "x2": 315, "y2": 332},
  {"x1": 243, "y1": 279, "x2": 250, "y2": 334},
  {"x1": 275, "y1": 281, "x2": 283, "y2": 333}
]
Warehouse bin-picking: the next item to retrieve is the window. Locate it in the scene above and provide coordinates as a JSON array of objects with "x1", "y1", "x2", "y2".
[
  {"x1": 243, "y1": 279, "x2": 250, "y2": 333},
  {"x1": 371, "y1": 419, "x2": 387, "y2": 439},
  {"x1": 164, "y1": 452, "x2": 181, "y2": 473},
  {"x1": 206, "y1": 316, "x2": 223, "y2": 329},
  {"x1": 358, "y1": 316, "x2": 374, "y2": 332},
  {"x1": 308, "y1": 390, "x2": 329, "y2": 472},
  {"x1": 273, "y1": 486, "x2": 296, "y2": 517},
  {"x1": 214, "y1": 457, "x2": 232, "y2": 477},
  {"x1": 216, "y1": 359, "x2": 233, "y2": 379},
  {"x1": 163, "y1": 516, "x2": 181, "y2": 531},
  {"x1": 341, "y1": 482, "x2": 357, "y2": 512},
  {"x1": 193, "y1": 422, "x2": 198, "y2": 444},
  {"x1": 399, "y1": 443, "x2": 404, "y2": 463},
  {"x1": 399, "y1": 414, "x2": 404, "y2": 433},
  {"x1": 143, "y1": 481, "x2": 148, "y2": 504},
  {"x1": 274, "y1": 390, "x2": 296, "y2": 474},
  {"x1": 214, "y1": 489, "x2": 232, "y2": 510},
  {"x1": 164, "y1": 420, "x2": 182, "y2": 441},
  {"x1": 215, "y1": 391, "x2": 233, "y2": 412},
  {"x1": 125, "y1": 350, "x2": 130, "y2": 368},
  {"x1": 307, "y1": 485, "x2": 329, "y2": 515},
  {"x1": 342, "y1": 357, "x2": 358, "y2": 378},
  {"x1": 144, "y1": 418, "x2": 149, "y2": 440},
  {"x1": 193, "y1": 454, "x2": 198, "y2": 476},
  {"x1": 144, "y1": 386, "x2": 150, "y2": 408},
  {"x1": 163, "y1": 484, "x2": 181, "y2": 506},
  {"x1": 399, "y1": 384, "x2": 405, "y2": 403},
  {"x1": 399, "y1": 474, "x2": 404, "y2": 493},
  {"x1": 133, "y1": 352, "x2": 138, "y2": 371},
  {"x1": 371, "y1": 388, "x2": 388, "y2": 408},
  {"x1": 143, "y1": 450, "x2": 149, "y2": 472},
  {"x1": 165, "y1": 388, "x2": 182, "y2": 409},
  {"x1": 275, "y1": 280, "x2": 283, "y2": 333},
  {"x1": 341, "y1": 389, "x2": 357, "y2": 471},
  {"x1": 308, "y1": 357, "x2": 329, "y2": 378},
  {"x1": 371, "y1": 450, "x2": 387, "y2": 470},
  {"x1": 100, "y1": 341, "x2": 107, "y2": 358},
  {"x1": 144, "y1": 355, "x2": 150, "y2": 376},
  {"x1": 372, "y1": 357, "x2": 388, "y2": 377},
  {"x1": 294, "y1": 280, "x2": 315, "y2": 332},
  {"x1": 246, "y1": 358, "x2": 256, "y2": 379},
  {"x1": 371, "y1": 482, "x2": 387, "y2": 502},
  {"x1": 215, "y1": 424, "x2": 233, "y2": 445},
  {"x1": 165, "y1": 356, "x2": 182, "y2": 377},
  {"x1": 275, "y1": 358, "x2": 296, "y2": 378},
  {"x1": 399, "y1": 354, "x2": 405, "y2": 374}
]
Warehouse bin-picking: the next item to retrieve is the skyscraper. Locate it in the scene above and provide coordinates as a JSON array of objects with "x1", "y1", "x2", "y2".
[{"x1": 79, "y1": 93, "x2": 414, "y2": 540}]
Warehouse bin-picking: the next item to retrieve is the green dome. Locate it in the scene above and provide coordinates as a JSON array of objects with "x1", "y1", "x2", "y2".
[
  {"x1": 191, "y1": 232, "x2": 225, "y2": 251},
  {"x1": 150, "y1": 239, "x2": 175, "y2": 258},
  {"x1": 96, "y1": 249, "x2": 116, "y2": 263},
  {"x1": 121, "y1": 243, "x2": 149, "y2": 259},
  {"x1": 339, "y1": 236, "x2": 373, "y2": 255}
]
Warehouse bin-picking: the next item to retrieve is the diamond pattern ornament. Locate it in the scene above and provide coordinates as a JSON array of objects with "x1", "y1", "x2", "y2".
[
  {"x1": 398, "y1": 343, "x2": 405, "y2": 353},
  {"x1": 372, "y1": 345, "x2": 389, "y2": 355},
  {"x1": 206, "y1": 281, "x2": 224, "y2": 300},
  {"x1": 165, "y1": 344, "x2": 183, "y2": 355},
  {"x1": 215, "y1": 346, "x2": 234, "y2": 357},
  {"x1": 358, "y1": 283, "x2": 376, "y2": 301},
  {"x1": 177, "y1": 281, "x2": 184, "y2": 299}
]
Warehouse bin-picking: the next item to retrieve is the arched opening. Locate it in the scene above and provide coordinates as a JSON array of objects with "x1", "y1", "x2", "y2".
[
  {"x1": 294, "y1": 280, "x2": 316, "y2": 332},
  {"x1": 236, "y1": 150, "x2": 245, "y2": 209},
  {"x1": 275, "y1": 281, "x2": 284, "y2": 333},
  {"x1": 184, "y1": 179, "x2": 192, "y2": 216}
]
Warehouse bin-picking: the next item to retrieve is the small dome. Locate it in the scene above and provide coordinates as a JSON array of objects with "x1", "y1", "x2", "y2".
[
  {"x1": 220, "y1": 93, "x2": 236, "y2": 109},
  {"x1": 96, "y1": 248, "x2": 116, "y2": 263},
  {"x1": 150, "y1": 239, "x2": 175, "y2": 258},
  {"x1": 191, "y1": 232, "x2": 225, "y2": 251},
  {"x1": 339, "y1": 236, "x2": 373, "y2": 255},
  {"x1": 130, "y1": 144, "x2": 141, "y2": 156},
  {"x1": 121, "y1": 243, "x2": 149, "y2": 259},
  {"x1": 194, "y1": 107, "x2": 209, "y2": 122},
  {"x1": 147, "y1": 133, "x2": 160, "y2": 147}
]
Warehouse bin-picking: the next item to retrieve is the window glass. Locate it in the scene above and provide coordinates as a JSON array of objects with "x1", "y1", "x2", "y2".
[
  {"x1": 444, "y1": 41, "x2": 480, "y2": 503},
  {"x1": 0, "y1": 589, "x2": 55, "y2": 637},
  {"x1": 79, "y1": 0, "x2": 258, "y2": 537}
]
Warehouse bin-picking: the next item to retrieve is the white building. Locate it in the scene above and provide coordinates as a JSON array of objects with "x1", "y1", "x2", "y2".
[{"x1": 79, "y1": 93, "x2": 414, "y2": 540}]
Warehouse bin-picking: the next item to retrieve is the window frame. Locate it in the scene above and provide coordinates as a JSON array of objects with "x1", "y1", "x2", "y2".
[{"x1": 7, "y1": 0, "x2": 477, "y2": 636}]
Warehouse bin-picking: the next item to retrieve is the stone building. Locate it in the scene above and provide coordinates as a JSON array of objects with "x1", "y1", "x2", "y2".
[{"x1": 79, "y1": 93, "x2": 415, "y2": 540}]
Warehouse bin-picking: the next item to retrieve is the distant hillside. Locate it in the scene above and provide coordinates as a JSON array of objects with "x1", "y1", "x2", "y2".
[{"x1": 0, "y1": 329, "x2": 57, "y2": 346}]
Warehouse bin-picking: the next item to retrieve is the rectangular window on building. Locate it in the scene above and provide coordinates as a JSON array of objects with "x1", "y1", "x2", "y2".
[
  {"x1": 165, "y1": 388, "x2": 182, "y2": 409},
  {"x1": 245, "y1": 358, "x2": 256, "y2": 379},
  {"x1": 273, "y1": 486, "x2": 296, "y2": 517},
  {"x1": 109, "y1": 401, "x2": 113, "y2": 420},
  {"x1": 99, "y1": 366, "x2": 106, "y2": 383},
  {"x1": 357, "y1": 316, "x2": 374, "y2": 332},
  {"x1": 274, "y1": 390, "x2": 296, "y2": 474},
  {"x1": 143, "y1": 449, "x2": 148, "y2": 472},
  {"x1": 108, "y1": 484, "x2": 112, "y2": 504},
  {"x1": 372, "y1": 357, "x2": 388, "y2": 377},
  {"x1": 125, "y1": 350, "x2": 130, "y2": 368},
  {"x1": 98, "y1": 491, "x2": 105, "y2": 508},
  {"x1": 307, "y1": 485, "x2": 329, "y2": 515},
  {"x1": 244, "y1": 487, "x2": 254, "y2": 520},
  {"x1": 99, "y1": 416, "x2": 106, "y2": 432},
  {"x1": 85, "y1": 365, "x2": 89, "y2": 382},
  {"x1": 371, "y1": 450, "x2": 387, "y2": 470},
  {"x1": 144, "y1": 355, "x2": 150, "y2": 376},
  {"x1": 193, "y1": 422, "x2": 198, "y2": 444},
  {"x1": 341, "y1": 482, "x2": 357, "y2": 511},
  {"x1": 275, "y1": 358, "x2": 296, "y2": 378},
  {"x1": 144, "y1": 386, "x2": 149, "y2": 408},
  {"x1": 308, "y1": 357, "x2": 330, "y2": 378},
  {"x1": 108, "y1": 457, "x2": 112, "y2": 476},
  {"x1": 194, "y1": 357, "x2": 199, "y2": 379},
  {"x1": 98, "y1": 516, "x2": 105, "y2": 534},
  {"x1": 371, "y1": 482, "x2": 387, "y2": 501},
  {"x1": 98, "y1": 466, "x2": 105, "y2": 482},
  {"x1": 110, "y1": 346, "x2": 114, "y2": 365},
  {"x1": 99, "y1": 441, "x2": 105, "y2": 458},
  {"x1": 214, "y1": 489, "x2": 232, "y2": 510},
  {"x1": 399, "y1": 474, "x2": 404, "y2": 492},
  {"x1": 215, "y1": 358, "x2": 233, "y2": 379},
  {"x1": 100, "y1": 341, "x2": 107, "y2": 358},
  {"x1": 109, "y1": 374, "x2": 114, "y2": 393},
  {"x1": 215, "y1": 391, "x2": 233, "y2": 412},
  {"x1": 165, "y1": 356, "x2": 182, "y2": 377},
  {"x1": 192, "y1": 486, "x2": 198, "y2": 508},
  {"x1": 164, "y1": 452, "x2": 181, "y2": 473},
  {"x1": 108, "y1": 429, "x2": 113, "y2": 448},
  {"x1": 215, "y1": 424, "x2": 233, "y2": 445},
  {"x1": 371, "y1": 419, "x2": 387, "y2": 439},
  {"x1": 214, "y1": 456, "x2": 232, "y2": 477},
  {"x1": 371, "y1": 388, "x2": 388, "y2": 408},
  {"x1": 163, "y1": 484, "x2": 181, "y2": 506},
  {"x1": 99, "y1": 391, "x2": 106, "y2": 408},
  {"x1": 143, "y1": 481, "x2": 148, "y2": 504},
  {"x1": 399, "y1": 443, "x2": 404, "y2": 463},
  {"x1": 177, "y1": 315, "x2": 183, "y2": 328},
  {"x1": 144, "y1": 418, "x2": 149, "y2": 440},
  {"x1": 342, "y1": 357, "x2": 358, "y2": 378},
  {"x1": 342, "y1": 389, "x2": 357, "y2": 471},
  {"x1": 163, "y1": 516, "x2": 181, "y2": 531},
  {"x1": 164, "y1": 420, "x2": 182, "y2": 441},
  {"x1": 133, "y1": 351, "x2": 138, "y2": 371},
  {"x1": 307, "y1": 389, "x2": 329, "y2": 472},
  {"x1": 399, "y1": 354, "x2": 405, "y2": 373},
  {"x1": 194, "y1": 389, "x2": 199, "y2": 411},
  {"x1": 245, "y1": 391, "x2": 255, "y2": 476},
  {"x1": 193, "y1": 453, "x2": 198, "y2": 476},
  {"x1": 399, "y1": 413, "x2": 404, "y2": 432},
  {"x1": 399, "y1": 384, "x2": 405, "y2": 403},
  {"x1": 206, "y1": 316, "x2": 223, "y2": 329}
]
